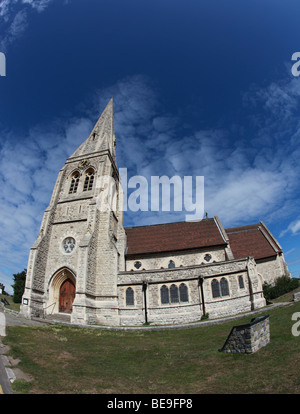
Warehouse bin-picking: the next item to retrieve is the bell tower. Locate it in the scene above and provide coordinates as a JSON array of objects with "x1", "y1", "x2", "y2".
[{"x1": 21, "y1": 99, "x2": 126, "y2": 325}]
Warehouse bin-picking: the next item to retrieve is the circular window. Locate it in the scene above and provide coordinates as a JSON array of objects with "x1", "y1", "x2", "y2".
[
  {"x1": 204, "y1": 254, "x2": 212, "y2": 262},
  {"x1": 134, "y1": 261, "x2": 142, "y2": 269},
  {"x1": 63, "y1": 237, "x2": 76, "y2": 254}
]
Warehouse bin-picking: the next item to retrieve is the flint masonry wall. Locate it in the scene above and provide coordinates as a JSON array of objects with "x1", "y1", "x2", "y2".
[{"x1": 219, "y1": 315, "x2": 270, "y2": 353}]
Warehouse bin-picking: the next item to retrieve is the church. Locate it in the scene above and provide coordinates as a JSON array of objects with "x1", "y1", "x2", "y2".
[{"x1": 20, "y1": 99, "x2": 290, "y2": 326}]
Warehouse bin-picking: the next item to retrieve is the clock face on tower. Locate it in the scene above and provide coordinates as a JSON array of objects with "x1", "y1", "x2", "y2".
[{"x1": 63, "y1": 237, "x2": 76, "y2": 253}]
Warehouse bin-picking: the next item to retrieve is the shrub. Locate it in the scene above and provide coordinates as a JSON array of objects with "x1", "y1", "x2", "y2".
[{"x1": 263, "y1": 276, "x2": 299, "y2": 302}]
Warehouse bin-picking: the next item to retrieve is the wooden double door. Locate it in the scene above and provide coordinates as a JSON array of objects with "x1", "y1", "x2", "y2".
[{"x1": 59, "y1": 278, "x2": 75, "y2": 313}]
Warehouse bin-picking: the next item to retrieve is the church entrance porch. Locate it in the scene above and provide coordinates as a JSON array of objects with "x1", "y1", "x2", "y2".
[{"x1": 46, "y1": 268, "x2": 76, "y2": 316}]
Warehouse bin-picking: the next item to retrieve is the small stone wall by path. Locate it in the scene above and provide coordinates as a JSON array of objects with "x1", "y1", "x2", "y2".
[
  {"x1": 218, "y1": 315, "x2": 270, "y2": 354},
  {"x1": 293, "y1": 292, "x2": 300, "y2": 302}
]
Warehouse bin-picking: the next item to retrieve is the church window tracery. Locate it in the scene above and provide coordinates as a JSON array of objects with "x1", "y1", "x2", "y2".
[
  {"x1": 69, "y1": 172, "x2": 80, "y2": 194},
  {"x1": 83, "y1": 168, "x2": 95, "y2": 191},
  {"x1": 134, "y1": 261, "x2": 142, "y2": 270},
  {"x1": 160, "y1": 283, "x2": 189, "y2": 305},
  {"x1": 63, "y1": 237, "x2": 76, "y2": 254},
  {"x1": 204, "y1": 254, "x2": 212, "y2": 262},
  {"x1": 211, "y1": 277, "x2": 230, "y2": 298}
]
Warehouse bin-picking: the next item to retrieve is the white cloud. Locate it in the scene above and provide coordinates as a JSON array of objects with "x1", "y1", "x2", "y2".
[
  {"x1": 280, "y1": 219, "x2": 300, "y2": 238},
  {"x1": 0, "y1": 0, "x2": 67, "y2": 50},
  {"x1": 2, "y1": 73, "x2": 300, "y2": 292},
  {"x1": 0, "y1": 115, "x2": 92, "y2": 292}
]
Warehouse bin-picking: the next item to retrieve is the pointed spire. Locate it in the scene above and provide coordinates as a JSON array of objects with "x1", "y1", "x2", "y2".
[{"x1": 69, "y1": 98, "x2": 116, "y2": 160}]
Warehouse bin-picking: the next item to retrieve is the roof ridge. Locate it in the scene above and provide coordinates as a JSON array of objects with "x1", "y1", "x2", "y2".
[
  {"x1": 125, "y1": 218, "x2": 214, "y2": 230},
  {"x1": 226, "y1": 228, "x2": 259, "y2": 235},
  {"x1": 225, "y1": 224, "x2": 260, "y2": 233}
]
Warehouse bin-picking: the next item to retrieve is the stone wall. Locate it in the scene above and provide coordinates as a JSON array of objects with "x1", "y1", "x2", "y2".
[
  {"x1": 256, "y1": 255, "x2": 289, "y2": 285},
  {"x1": 125, "y1": 246, "x2": 226, "y2": 272},
  {"x1": 118, "y1": 258, "x2": 265, "y2": 326},
  {"x1": 293, "y1": 292, "x2": 300, "y2": 302},
  {"x1": 219, "y1": 315, "x2": 270, "y2": 353}
]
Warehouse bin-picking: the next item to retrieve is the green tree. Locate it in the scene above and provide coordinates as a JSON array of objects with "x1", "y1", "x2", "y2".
[
  {"x1": 12, "y1": 269, "x2": 26, "y2": 303},
  {"x1": 263, "y1": 276, "x2": 299, "y2": 302}
]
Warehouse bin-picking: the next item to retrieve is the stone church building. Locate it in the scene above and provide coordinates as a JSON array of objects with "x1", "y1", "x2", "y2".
[{"x1": 21, "y1": 99, "x2": 290, "y2": 326}]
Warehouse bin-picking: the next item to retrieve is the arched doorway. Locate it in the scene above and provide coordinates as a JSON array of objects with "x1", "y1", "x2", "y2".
[
  {"x1": 46, "y1": 268, "x2": 76, "y2": 315},
  {"x1": 59, "y1": 278, "x2": 75, "y2": 313}
]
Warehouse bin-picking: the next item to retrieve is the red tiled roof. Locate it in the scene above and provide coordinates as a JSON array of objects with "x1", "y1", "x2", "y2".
[
  {"x1": 125, "y1": 218, "x2": 226, "y2": 256},
  {"x1": 226, "y1": 224, "x2": 280, "y2": 260}
]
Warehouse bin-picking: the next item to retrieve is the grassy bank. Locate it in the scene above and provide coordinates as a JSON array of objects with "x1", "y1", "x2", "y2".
[
  {"x1": 0, "y1": 294, "x2": 20, "y2": 312},
  {"x1": 3, "y1": 300, "x2": 300, "y2": 394}
]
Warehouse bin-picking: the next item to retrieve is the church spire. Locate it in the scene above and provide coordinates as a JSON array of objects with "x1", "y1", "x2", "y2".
[{"x1": 69, "y1": 98, "x2": 116, "y2": 160}]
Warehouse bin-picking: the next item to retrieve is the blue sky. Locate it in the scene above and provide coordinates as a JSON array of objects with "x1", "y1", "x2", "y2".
[{"x1": 1, "y1": 0, "x2": 300, "y2": 293}]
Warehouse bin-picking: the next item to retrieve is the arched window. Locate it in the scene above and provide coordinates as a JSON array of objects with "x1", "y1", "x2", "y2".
[
  {"x1": 126, "y1": 287, "x2": 134, "y2": 306},
  {"x1": 168, "y1": 260, "x2": 175, "y2": 269},
  {"x1": 220, "y1": 277, "x2": 229, "y2": 296},
  {"x1": 179, "y1": 283, "x2": 189, "y2": 302},
  {"x1": 238, "y1": 275, "x2": 245, "y2": 289},
  {"x1": 170, "y1": 284, "x2": 179, "y2": 303},
  {"x1": 161, "y1": 285, "x2": 169, "y2": 304},
  {"x1": 69, "y1": 172, "x2": 80, "y2": 194},
  {"x1": 211, "y1": 279, "x2": 220, "y2": 298},
  {"x1": 83, "y1": 168, "x2": 95, "y2": 191}
]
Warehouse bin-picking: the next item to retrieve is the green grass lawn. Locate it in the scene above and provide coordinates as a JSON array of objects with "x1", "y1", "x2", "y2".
[
  {"x1": 0, "y1": 293, "x2": 20, "y2": 312},
  {"x1": 3, "y1": 299, "x2": 300, "y2": 394}
]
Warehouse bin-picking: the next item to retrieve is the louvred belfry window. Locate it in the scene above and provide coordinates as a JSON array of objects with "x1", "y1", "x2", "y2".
[
  {"x1": 69, "y1": 172, "x2": 80, "y2": 194},
  {"x1": 83, "y1": 168, "x2": 95, "y2": 191}
]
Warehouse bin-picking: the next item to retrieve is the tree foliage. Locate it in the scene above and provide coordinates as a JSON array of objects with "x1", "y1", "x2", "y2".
[
  {"x1": 263, "y1": 276, "x2": 299, "y2": 302},
  {"x1": 12, "y1": 269, "x2": 26, "y2": 303}
]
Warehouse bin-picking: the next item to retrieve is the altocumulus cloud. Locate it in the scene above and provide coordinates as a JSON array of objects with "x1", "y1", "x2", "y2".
[
  {"x1": 2, "y1": 73, "x2": 300, "y2": 291},
  {"x1": 0, "y1": 115, "x2": 92, "y2": 292}
]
